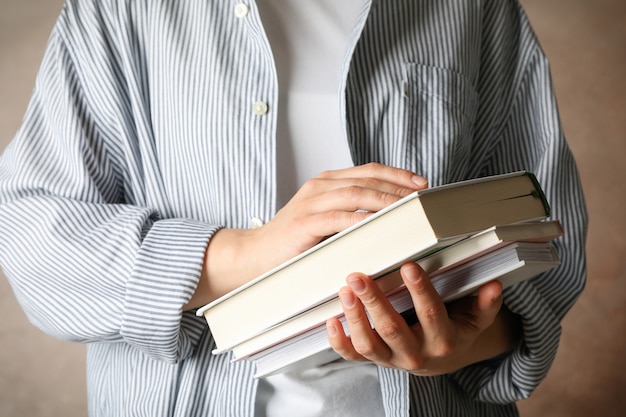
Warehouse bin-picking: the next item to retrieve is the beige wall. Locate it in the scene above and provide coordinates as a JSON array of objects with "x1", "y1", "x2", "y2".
[
  {"x1": 0, "y1": 1, "x2": 624, "y2": 416},
  {"x1": 0, "y1": 1, "x2": 87, "y2": 416}
]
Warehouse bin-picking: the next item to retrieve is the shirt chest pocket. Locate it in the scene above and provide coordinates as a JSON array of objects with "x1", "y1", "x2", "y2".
[{"x1": 402, "y1": 64, "x2": 479, "y2": 186}]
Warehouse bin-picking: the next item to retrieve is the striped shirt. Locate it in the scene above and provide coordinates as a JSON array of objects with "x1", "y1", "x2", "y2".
[{"x1": 0, "y1": 1, "x2": 588, "y2": 416}]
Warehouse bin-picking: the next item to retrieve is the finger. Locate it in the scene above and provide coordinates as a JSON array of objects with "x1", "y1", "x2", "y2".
[
  {"x1": 344, "y1": 274, "x2": 417, "y2": 358},
  {"x1": 286, "y1": 183, "x2": 421, "y2": 238},
  {"x1": 326, "y1": 316, "x2": 367, "y2": 362},
  {"x1": 317, "y1": 162, "x2": 428, "y2": 190},
  {"x1": 400, "y1": 263, "x2": 452, "y2": 339},
  {"x1": 466, "y1": 280, "x2": 503, "y2": 331},
  {"x1": 334, "y1": 284, "x2": 394, "y2": 361},
  {"x1": 302, "y1": 182, "x2": 417, "y2": 214},
  {"x1": 446, "y1": 280, "x2": 503, "y2": 327},
  {"x1": 273, "y1": 183, "x2": 405, "y2": 245}
]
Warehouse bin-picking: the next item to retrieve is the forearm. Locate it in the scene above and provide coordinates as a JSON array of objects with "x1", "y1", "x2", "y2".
[{"x1": 184, "y1": 227, "x2": 271, "y2": 310}]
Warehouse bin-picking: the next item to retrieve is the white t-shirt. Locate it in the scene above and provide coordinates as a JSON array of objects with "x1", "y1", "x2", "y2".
[
  {"x1": 257, "y1": 0, "x2": 357, "y2": 208},
  {"x1": 255, "y1": 1, "x2": 385, "y2": 416}
]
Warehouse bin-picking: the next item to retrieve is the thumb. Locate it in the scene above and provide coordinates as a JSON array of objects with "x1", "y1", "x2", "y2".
[{"x1": 473, "y1": 280, "x2": 504, "y2": 330}]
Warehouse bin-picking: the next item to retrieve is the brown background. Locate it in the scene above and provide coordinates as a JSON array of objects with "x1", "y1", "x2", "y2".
[{"x1": 1, "y1": 0, "x2": 624, "y2": 415}]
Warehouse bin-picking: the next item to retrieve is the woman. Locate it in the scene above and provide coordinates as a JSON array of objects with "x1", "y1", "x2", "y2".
[{"x1": 0, "y1": 1, "x2": 587, "y2": 416}]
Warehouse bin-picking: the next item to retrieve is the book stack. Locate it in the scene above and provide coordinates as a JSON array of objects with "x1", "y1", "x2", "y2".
[{"x1": 196, "y1": 171, "x2": 563, "y2": 378}]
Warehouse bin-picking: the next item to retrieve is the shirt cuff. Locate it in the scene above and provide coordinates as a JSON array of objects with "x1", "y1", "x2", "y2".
[{"x1": 120, "y1": 218, "x2": 219, "y2": 363}]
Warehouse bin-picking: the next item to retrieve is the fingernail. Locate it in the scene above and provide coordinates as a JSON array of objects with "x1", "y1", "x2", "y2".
[
  {"x1": 339, "y1": 290, "x2": 356, "y2": 308},
  {"x1": 347, "y1": 276, "x2": 366, "y2": 294},
  {"x1": 403, "y1": 263, "x2": 421, "y2": 283},
  {"x1": 412, "y1": 175, "x2": 428, "y2": 187}
]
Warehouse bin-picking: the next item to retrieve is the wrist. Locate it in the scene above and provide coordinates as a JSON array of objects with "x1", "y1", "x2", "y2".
[{"x1": 184, "y1": 227, "x2": 266, "y2": 310}]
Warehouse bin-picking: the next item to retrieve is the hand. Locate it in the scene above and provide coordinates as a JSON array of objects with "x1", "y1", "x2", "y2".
[
  {"x1": 261, "y1": 163, "x2": 428, "y2": 265},
  {"x1": 186, "y1": 163, "x2": 428, "y2": 309},
  {"x1": 326, "y1": 263, "x2": 519, "y2": 376}
]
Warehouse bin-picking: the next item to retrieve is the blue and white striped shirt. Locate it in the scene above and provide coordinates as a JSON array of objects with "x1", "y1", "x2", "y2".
[{"x1": 0, "y1": 0, "x2": 587, "y2": 416}]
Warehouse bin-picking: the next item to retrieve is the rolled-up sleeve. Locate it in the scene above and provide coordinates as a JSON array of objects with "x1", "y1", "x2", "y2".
[{"x1": 0, "y1": 2, "x2": 218, "y2": 364}]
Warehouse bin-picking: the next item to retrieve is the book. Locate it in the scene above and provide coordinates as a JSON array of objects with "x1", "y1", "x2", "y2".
[
  {"x1": 222, "y1": 220, "x2": 563, "y2": 359},
  {"x1": 196, "y1": 171, "x2": 550, "y2": 350},
  {"x1": 248, "y1": 241, "x2": 561, "y2": 378}
]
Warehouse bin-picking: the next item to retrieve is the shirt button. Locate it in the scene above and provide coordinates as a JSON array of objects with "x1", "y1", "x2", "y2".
[
  {"x1": 253, "y1": 101, "x2": 269, "y2": 116},
  {"x1": 234, "y1": 3, "x2": 249, "y2": 18},
  {"x1": 249, "y1": 217, "x2": 265, "y2": 229}
]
